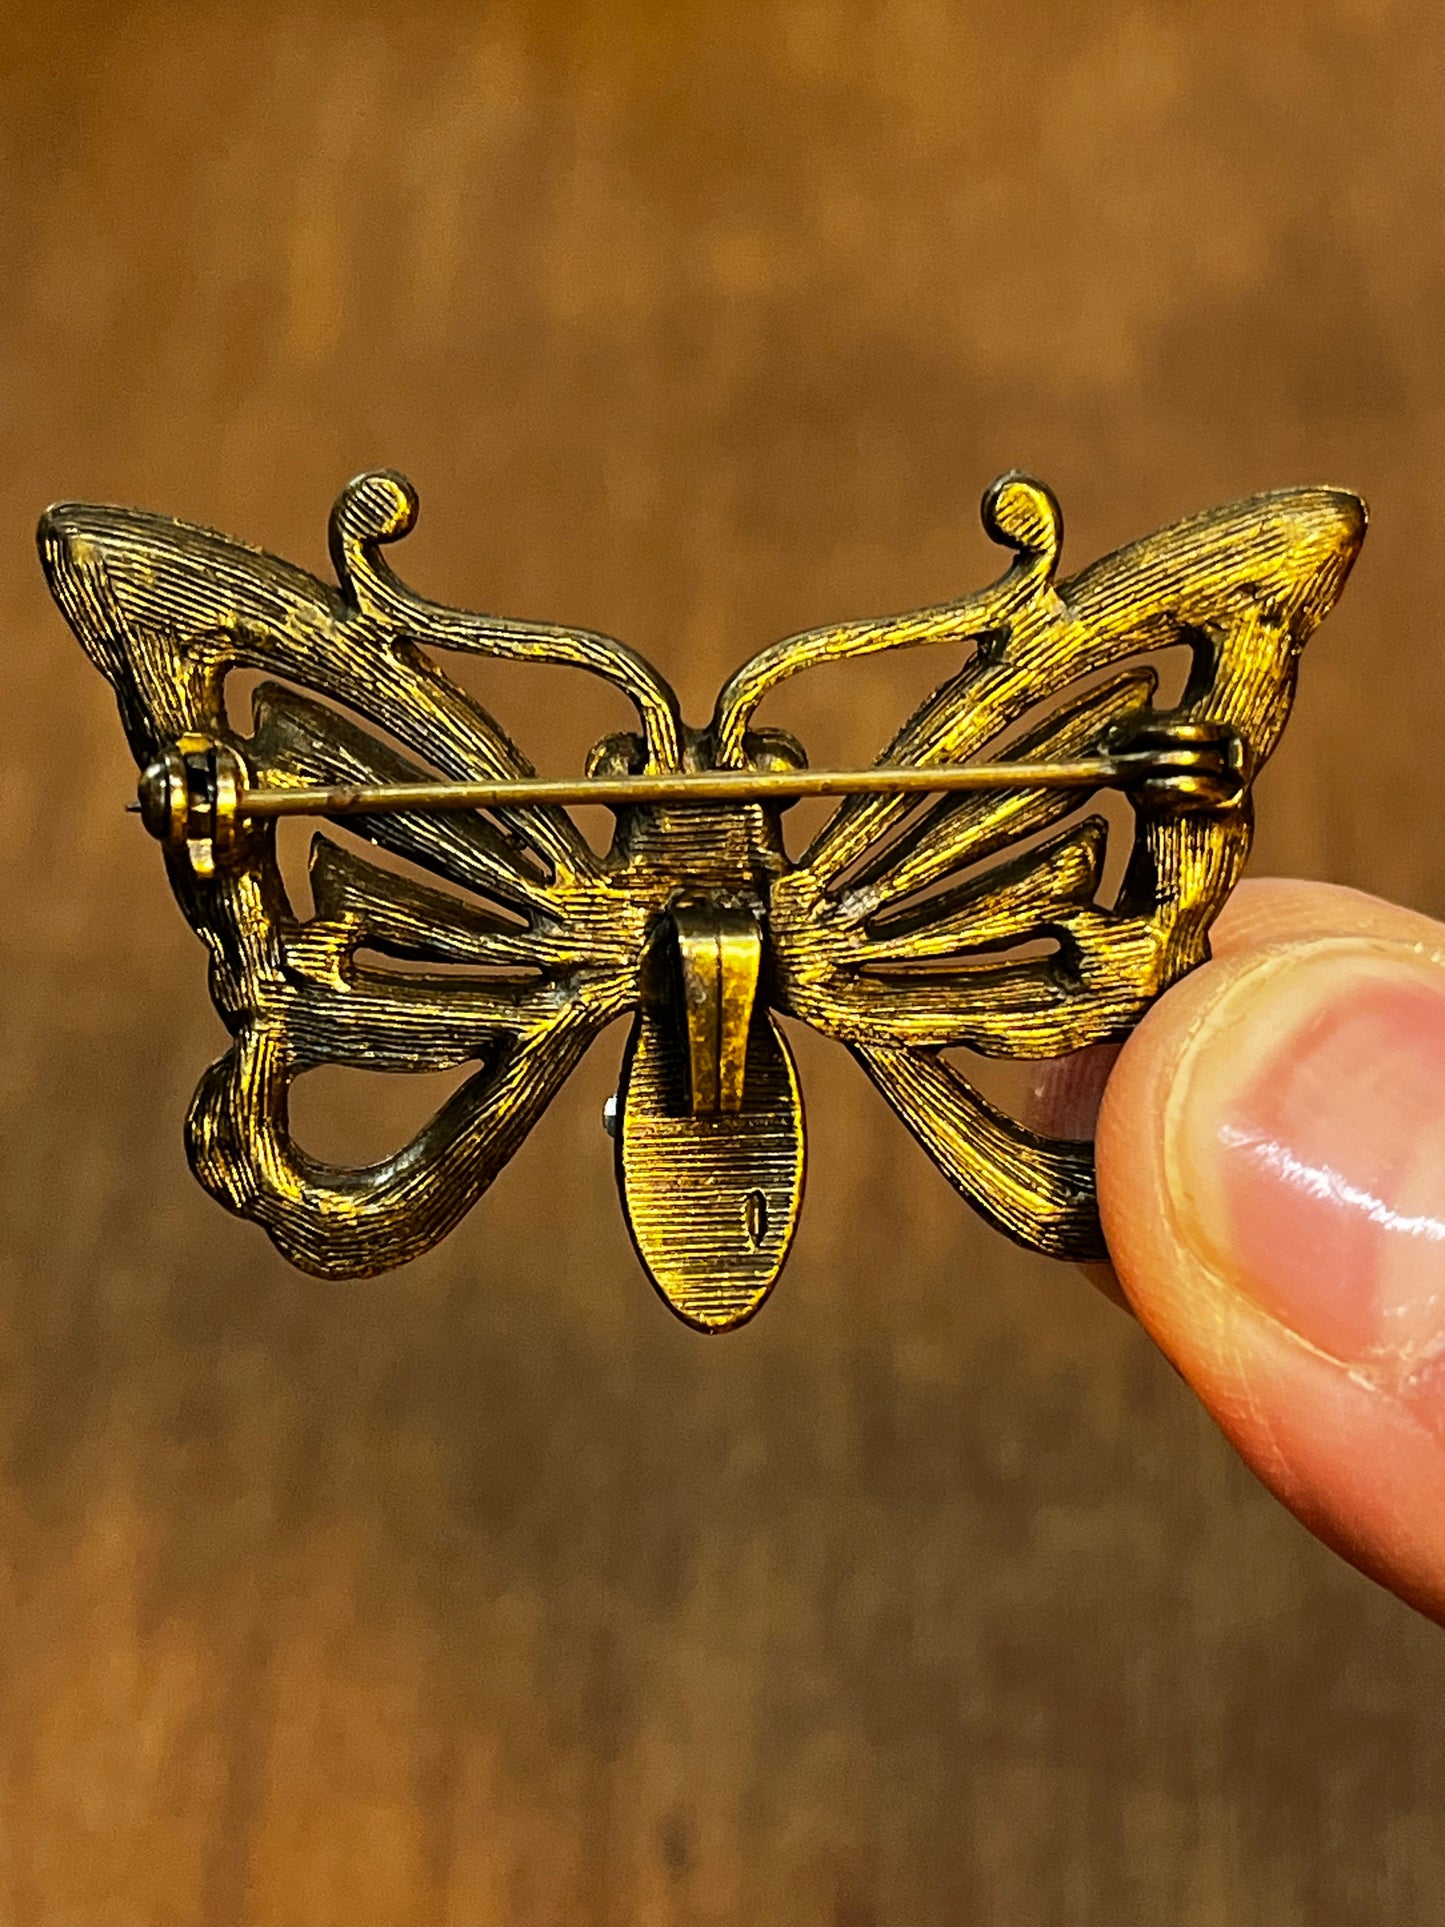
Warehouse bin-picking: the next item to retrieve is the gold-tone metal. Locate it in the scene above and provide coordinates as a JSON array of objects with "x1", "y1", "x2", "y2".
[
  {"x1": 133, "y1": 738, "x2": 1243, "y2": 853},
  {"x1": 616, "y1": 995, "x2": 804, "y2": 1330},
  {"x1": 669, "y1": 903, "x2": 763, "y2": 1115},
  {"x1": 44, "y1": 467, "x2": 1365, "y2": 1329}
]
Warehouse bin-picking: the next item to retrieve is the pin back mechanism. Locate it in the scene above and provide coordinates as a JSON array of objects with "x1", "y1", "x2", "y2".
[{"x1": 132, "y1": 720, "x2": 1245, "y2": 879}]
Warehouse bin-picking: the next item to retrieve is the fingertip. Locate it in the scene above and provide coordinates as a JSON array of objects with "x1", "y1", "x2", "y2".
[
  {"x1": 1096, "y1": 879, "x2": 1445, "y2": 1620},
  {"x1": 1206, "y1": 875, "x2": 1445, "y2": 959}
]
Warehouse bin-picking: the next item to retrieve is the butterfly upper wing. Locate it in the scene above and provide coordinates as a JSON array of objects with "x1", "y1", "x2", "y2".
[
  {"x1": 740, "y1": 474, "x2": 1365, "y2": 1258},
  {"x1": 42, "y1": 471, "x2": 678, "y2": 1276}
]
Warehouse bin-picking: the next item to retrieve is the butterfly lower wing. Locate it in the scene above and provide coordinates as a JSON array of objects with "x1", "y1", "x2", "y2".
[
  {"x1": 41, "y1": 476, "x2": 664, "y2": 1275},
  {"x1": 761, "y1": 476, "x2": 1365, "y2": 1256}
]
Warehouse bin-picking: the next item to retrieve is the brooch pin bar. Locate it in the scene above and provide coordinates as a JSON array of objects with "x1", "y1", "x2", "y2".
[{"x1": 131, "y1": 725, "x2": 1244, "y2": 866}]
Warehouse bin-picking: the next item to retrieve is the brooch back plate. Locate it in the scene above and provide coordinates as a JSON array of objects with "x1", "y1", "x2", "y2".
[{"x1": 42, "y1": 470, "x2": 1364, "y2": 1328}]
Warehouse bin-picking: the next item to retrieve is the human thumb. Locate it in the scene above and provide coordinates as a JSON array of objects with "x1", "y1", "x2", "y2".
[{"x1": 1097, "y1": 878, "x2": 1445, "y2": 1621}]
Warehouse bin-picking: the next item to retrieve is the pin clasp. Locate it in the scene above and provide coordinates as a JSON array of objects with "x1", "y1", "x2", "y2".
[
  {"x1": 136, "y1": 736, "x2": 252, "y2": 877},
  {"x1": 1110, "y1": 720, "x2": 1245, "y2": 813}
]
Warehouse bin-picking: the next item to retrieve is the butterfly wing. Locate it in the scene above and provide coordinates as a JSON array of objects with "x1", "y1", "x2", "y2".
[
  {"x1": 734, "y1": 474, "x2": 1365, "y2": 1258},
  {"x1": 42, "y1": 471, "x2": 680, "y2": 1276}
]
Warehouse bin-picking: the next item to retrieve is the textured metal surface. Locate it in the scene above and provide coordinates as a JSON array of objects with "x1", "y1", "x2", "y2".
[
  {"x1": 617, "y1": 1001, "x2": 804, "y2": 1328},
  {"x1": 45, "y1": 467, "x2": 1360, "y2": 1322}
]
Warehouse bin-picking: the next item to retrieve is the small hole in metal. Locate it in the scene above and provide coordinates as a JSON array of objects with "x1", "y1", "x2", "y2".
[{"x1": 744, "y1": 1189, "x2": 769, "y2": 1245}]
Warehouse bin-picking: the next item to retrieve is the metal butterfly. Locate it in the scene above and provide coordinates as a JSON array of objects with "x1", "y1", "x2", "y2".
[{"x1": 42, "y1": 469, "x2": 1364, "y2": 1329}]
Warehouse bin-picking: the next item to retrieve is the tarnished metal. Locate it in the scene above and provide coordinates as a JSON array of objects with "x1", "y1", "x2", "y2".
[
  {"x1": 131, "y1": 736, "x2": 1245, "y2": 857},
  {"x1": 668, "y1": 903, "x2": 763, "y2": 1116},
  {"x1": 44, "y1": 467, "x2": 1364, "y2": 1329}
]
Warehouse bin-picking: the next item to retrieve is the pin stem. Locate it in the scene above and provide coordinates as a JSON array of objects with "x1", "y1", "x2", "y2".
[
  {"x1": 132, "y1": 726, "x2": 1245, "y2": 855},
  {"x1": 235, "y1": 755, "x2": 1163, "y2": 818}
]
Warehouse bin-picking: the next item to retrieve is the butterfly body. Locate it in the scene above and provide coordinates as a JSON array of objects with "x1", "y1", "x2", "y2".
[
  {"x1": 43, "y1": 469, "x2": 1365, "y2": 1329},
  {"x1": 581, "y1": 734, "x2": 804, "y2": 1326}
]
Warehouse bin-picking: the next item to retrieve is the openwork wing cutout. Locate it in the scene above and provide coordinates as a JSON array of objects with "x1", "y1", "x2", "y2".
[
  {"x1": 725, "y1": 475, "x2": 1364, "y2": 1259},
  {"x1": 41, "y1": 472, "x2": 681, "y2": 1276}
]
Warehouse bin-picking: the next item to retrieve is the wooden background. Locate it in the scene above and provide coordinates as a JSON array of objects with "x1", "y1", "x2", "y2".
[{"x1": 2, "y1": 2, "x2": 1443, "y2": 1921}]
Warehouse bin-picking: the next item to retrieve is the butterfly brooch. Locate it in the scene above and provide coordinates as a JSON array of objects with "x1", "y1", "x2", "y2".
[{"x1": 43, "y1": 469, "x2": 1364, "y2": 1329}]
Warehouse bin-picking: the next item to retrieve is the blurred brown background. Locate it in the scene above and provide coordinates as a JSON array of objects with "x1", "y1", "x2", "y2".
[{"x1": 1, "y1": 2, "x2": 1443, "y2": 1922}]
